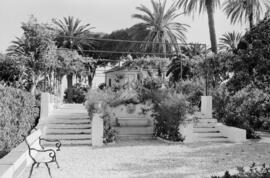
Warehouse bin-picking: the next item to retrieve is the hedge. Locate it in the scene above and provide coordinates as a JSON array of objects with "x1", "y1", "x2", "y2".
[{"x1": 0, "y1": 85, "x2": 39, "y2": 158}]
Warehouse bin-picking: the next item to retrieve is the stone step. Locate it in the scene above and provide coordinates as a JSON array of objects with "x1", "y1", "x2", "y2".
[
  {"x1": 194, "y1": 132, "x2": 224, "y2": 138},
  {"x1": 46, "y1": 128, "x2": 91, "y2": 135},
  {"x1": 47, "y1": 119, "x2": 90, "y2": 124},
  {"x1": 47, "y1": 125, "x2": 91, "y2": 129},
  {"x1": 192, "y1": 137, "x2": 230, "y2": 143},
  {"x1": 47, "y1": 122, "x2": 91, "y2": 126},
  {"x1": 44, "y1": 139, "x2": 91, "y2": 147},
  {"x1": 193, "y1": 127, "x2": 219, "y2": 133},
  {"x1": 196, "y1": 119, "x2": 217, "y2": 123},
  {"x1": 44, "y1": 134, "x2": 91, "y2": 140},
  {"x1": 52, "y1": 117, "x2": 89, "y2": 120},
  {"x1": 115, "y1": 118, "x2": 151, "y2": 127},
  {"x1": 116, "y1": 126, "x2": 154, "y2": 135},
  {"x1": 194, "y1": 123, "x2": 217, "y2": 128}
]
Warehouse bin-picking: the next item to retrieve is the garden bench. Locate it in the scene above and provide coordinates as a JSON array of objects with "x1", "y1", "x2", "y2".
[{"x1": 24, "y1": 131, "x2": 61, "y2": 178}]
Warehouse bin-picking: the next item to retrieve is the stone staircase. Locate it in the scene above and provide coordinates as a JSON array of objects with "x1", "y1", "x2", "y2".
[
  {"x1": 43, "y1": 104, "x2": 92, "y2": 146},
  {"x1": 113, "y1": 117, "x2": 154, "y2": 140},
  {"x1": 192, "y1": 118, "x2": 230, "y2": 143}
]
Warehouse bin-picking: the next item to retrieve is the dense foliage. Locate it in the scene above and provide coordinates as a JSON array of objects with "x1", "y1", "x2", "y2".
[
  {"x1": 175, "y1": 79, "x2": 204, "y2": 109},
  {"x1": 0, "y1": 85, "x2": 39, "y2": 158},
  {"x1": 64, "y1": 83, "x2": 88, "y2": 103},
  {"x1": 213, "y1": 85, "x2": 270, "y2": 138},
  {"x1": 151, "y1": 91, "x2": 188, "y2": 141},
  {"x1": 7, "y1": 16, "x2": 57, "y2": 95},
  {"x1": 212, "y1": 163, "x2": 270, "y2": 178},
  {"x1": 227, "y1": 18, "x2": 270, "y2": 94}
]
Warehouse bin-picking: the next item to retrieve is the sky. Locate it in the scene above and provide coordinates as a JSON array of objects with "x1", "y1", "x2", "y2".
[{"x1": 0, "y1": 0, "x2": 248, "y2": 53}]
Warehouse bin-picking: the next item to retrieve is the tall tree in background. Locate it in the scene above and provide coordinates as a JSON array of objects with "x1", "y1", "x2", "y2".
[
  {"x1": 177, "y1": 0, "x2": 220, "y2": 53},
  {"x1": 223, "y1": 0, "x2": 270, "y2": 29},
  {"x1": 219, "y1": 31, "x2": 242, "y2": 52},
  {"x1": 53, "y1": 16, "x2": 94, "y2": 101},
  {"x1": 132, "y1": 0, "x2": 189, "y2": 55},
  {"x1": 7, "y1": 16, "x2": 57, "y2": 94}
]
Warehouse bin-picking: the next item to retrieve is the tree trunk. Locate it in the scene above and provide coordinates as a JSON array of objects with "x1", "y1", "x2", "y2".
[
  {"x1": 87, "y1": 67, "x2": 96, "y2": 88},
  {"x1": 249, "y1": 12, "x2": 254, "y2": 29},
  {"x1": 30, "y1": 84, "x2": 36, "y2": 95},
  {"x1": 67, "y1": 74, "x2": 73, "y2": 103},
  {"x1": 206, "y1": 0, "x2": 218, "y2": 54}
]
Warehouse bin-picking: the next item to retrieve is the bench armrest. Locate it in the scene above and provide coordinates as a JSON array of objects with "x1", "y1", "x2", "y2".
[
  {"x1": 39, "y1": 137, "x2": 62, "y2": 151},
  {"x1": 29, "y1": 148, "x2": 56, "y2": 163}
]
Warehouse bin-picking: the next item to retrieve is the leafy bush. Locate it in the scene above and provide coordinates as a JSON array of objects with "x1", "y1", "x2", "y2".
[
  {"x1": 175, "y1": 79, "x2": 204, "y2": 109},
  {"x1": 64, "y1": 83, "x2": 88, "y2": 103},
  {"x1": 212, "y1": 163, "x2": 270, "y2": 178},
  {"x1": 227, "y1": 18, "x2": 270, "y2": 94},
  {"x1": 152, "y1": 91, "x2": 189, "y2": 142},
  {"x1": 141, "y1": 77, "x2": 162, "y2": 90},
  {"x1": 0, "y1": 85, "x2": 39, "y2": 158},
  {"x1": 101, "y1": 112, "x2": 118, "y2": 143},
  {"x1": 213, "y1": 85, "x2": 270, "y2": 138},
  {"x1": 98, "y1": 83, "x2": 106, "y2": 90}
]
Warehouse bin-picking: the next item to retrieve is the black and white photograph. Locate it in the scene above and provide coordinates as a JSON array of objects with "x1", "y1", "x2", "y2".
[{"x1": 1, "y1": 0, "x2": 270, "y2": 177}]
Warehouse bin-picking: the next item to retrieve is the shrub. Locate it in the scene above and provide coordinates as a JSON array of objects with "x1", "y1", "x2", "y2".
[
  {"x1": 98, "y1": 83, "x2": 106, "y2": 90},
  {"x1": 212, "y1": 163, "x2": 270, "y2": 178},
  {"x1": 64, "y1": 83, "x2": 88, "y2": 103},
  {"x1": 0, "y1": 85, "x2": 39, "y2": 158},
  {"x1": 152, "y1": 91, "x2": 189, "y2": 142},
  {"x1": 175, "y1": 79, "x2": 204, "y2": 109},
  {"x1": 213, "y1": 85, "x2": 270, "y2": 138},
  {"x1": 101, "y1": 112, "x2": 118, "y2": 143}
]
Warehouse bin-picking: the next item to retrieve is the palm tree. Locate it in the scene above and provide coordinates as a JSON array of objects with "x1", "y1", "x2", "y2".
[
  {"x1": 177, "y1": 0, "x2": 220, "y2": 53},
  {"x1": 219, "y1": 31, "x2": 242, "y2": 52},
  {"x1": 223, "y1": 0, "x2": 270, "y2": 29},
  {"x1": 53, "y1": 16, "x2": 94, "y2": 101},
  {"x1": 132, "y1": 0, "x2": 189, "y2": 55},
  {"x1": 53, "y1": 16, "x2": 94, "y2": 52}
]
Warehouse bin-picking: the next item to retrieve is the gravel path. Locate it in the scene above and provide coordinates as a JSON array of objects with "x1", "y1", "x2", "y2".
[{"x1": 21, "y1": 139, "x2": 270, "y2": 178}]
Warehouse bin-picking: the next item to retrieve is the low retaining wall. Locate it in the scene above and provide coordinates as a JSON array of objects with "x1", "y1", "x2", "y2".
[
  {"x1": 216, "y1": 123, "x2": 246, "y2": 143},
  {"x1": 38, "y1": 92, "x2": 61, "y2": 134},
  {"x1": 0, "y1": 129, "x2": 41, "y2": 178},
  {"x1": 40, "y1": 93, "x2": 61, "y2": 121}
]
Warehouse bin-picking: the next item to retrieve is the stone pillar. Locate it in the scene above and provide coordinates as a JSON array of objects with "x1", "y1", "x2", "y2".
[
  {"x1": 201, "y1": 96, "x2": 212, "y2": 118},
  {"x1": 60, "y1": 75, "x2": 67, "y2": 102},
  {"x1": 40, "y1": 93, "x2": 50, "y2": 120},
  {"x1": 92, "y1": 114, "x2": 104, "y2": 147}
]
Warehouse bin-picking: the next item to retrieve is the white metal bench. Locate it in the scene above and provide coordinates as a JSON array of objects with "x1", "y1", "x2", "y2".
[{"x1": 23, "y1": 129, "x2": 61, "y2": 178}]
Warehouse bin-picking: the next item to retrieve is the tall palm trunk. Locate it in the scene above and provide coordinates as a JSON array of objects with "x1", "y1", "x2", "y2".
[
  {"x1": 87, "y1": 67, "x2": 96, "y2": 88},
  {"x1": 249, "y1": 12, "x2": 254, "y2": 29},
  {"x1": 206, "y1": 0, "x2": 218, "y2": 54},
  {"x1": 67, "y1": 74, "x2": 73, "y2": 103}
]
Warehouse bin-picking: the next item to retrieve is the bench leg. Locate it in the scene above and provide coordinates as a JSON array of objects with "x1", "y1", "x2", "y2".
[
  {"x1": 54, "y1": 155, "x2": 60, "y2": 168},
  {"x1": 36, "y1": 163, "x2": 40, "y2": 168},
  {"x1": 45, "y1": 163, "x2": 52, "y2": 178},
  {"x1": 28, "y1": 162, "x2": 36, "y2": 178}
]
